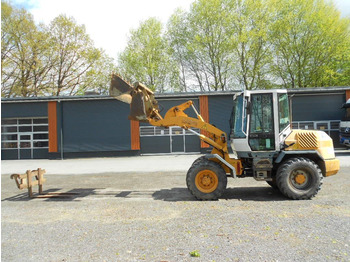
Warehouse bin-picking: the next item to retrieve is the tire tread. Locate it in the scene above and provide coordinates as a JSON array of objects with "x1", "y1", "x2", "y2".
[
  {"x1": 276, "y1": 157, "x2": 323, "y2": 200},
  {"x1": 186, "y1": 158, "x2": 227, "y2": 200}
]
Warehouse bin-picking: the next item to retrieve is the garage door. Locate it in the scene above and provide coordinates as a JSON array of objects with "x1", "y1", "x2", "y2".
[{"x1": 140, "y1": 126, "x2": 200, "y2": 154}]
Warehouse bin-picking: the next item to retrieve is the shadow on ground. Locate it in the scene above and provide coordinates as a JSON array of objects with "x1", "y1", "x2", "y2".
[
  {"x1": 152, "y1": 187, "x2": 287, "y2": 201},
  {"x1": 2, "y1": 186, "x2": 287, "y2": 202},
  {"x1": 1, "y1": 188, "x2": 101, "y2": 202}
]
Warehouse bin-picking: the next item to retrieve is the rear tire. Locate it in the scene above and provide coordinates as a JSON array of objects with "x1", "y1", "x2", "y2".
[
  {"x1": 186, "y1": 159, "x2": 227, "y2": 200},
  {"x1": 276, "y1": 157, "x2": 323, "y2": 200}
]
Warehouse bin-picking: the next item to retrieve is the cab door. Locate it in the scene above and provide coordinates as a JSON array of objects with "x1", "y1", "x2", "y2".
[{"x1": 249, "y1": 93, "x2": 275, "y2": 151}]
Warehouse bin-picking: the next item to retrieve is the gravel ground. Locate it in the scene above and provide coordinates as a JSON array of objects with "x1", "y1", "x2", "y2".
[{"x1": 2, "y1": 156, "x2": 350, "y2": 262}]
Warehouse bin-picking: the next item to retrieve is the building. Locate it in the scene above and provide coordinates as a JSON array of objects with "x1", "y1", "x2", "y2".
[{"x1": 1, "y1": 87, "x2": 349, "y2": 160}]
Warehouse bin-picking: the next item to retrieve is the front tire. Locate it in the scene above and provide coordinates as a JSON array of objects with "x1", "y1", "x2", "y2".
[
  {"x1": 187, "y1": 156, "x2": 207, "y2": 189},
  {"x1": 186, "y1": 159, "x2": 227, "y2": 200},
  {"x1": 276, "y1": 157, "x2": 323, "y2": 200}
]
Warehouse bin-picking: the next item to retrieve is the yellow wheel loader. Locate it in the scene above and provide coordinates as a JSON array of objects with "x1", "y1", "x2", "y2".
[{"x1": 110, "y1": 74, "x2": 340, "y2": 200}]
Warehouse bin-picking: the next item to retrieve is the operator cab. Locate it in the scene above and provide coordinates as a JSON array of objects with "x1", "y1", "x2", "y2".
[{"x1": 230, "y1": 89, "x2": 291, "y2": 158}]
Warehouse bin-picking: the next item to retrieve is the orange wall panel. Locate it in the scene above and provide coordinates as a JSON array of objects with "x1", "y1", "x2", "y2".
[
  {"x1": 130, "y1": 120, "x2": 140, "y2": 150},
  {"x1": 48, "y1": 101, "x2": 58, "y2": 153}
]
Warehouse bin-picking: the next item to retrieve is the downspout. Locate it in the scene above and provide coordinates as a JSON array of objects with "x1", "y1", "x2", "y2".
[{"x1": 59, "y1": 100, "x2": 64, "y2": 160}]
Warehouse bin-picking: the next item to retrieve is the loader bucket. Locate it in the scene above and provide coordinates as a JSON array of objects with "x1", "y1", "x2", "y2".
[
  {"x1": 129, "y1": 90, "x2": 149, "y2": 121},
  {"x1": 109, "y1": 74, "x2": 161, "y2": 122},
  {"x1": 129, "y1": 82, "x2": 161, "y2": 122},
  {"x1": 109, "y1": 74, "x2": 133, "y2": 104}
]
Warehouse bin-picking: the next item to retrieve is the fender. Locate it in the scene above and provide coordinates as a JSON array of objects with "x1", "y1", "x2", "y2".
[{"x1": 275, "y1": 150, "x2": 323, "y2": 164}]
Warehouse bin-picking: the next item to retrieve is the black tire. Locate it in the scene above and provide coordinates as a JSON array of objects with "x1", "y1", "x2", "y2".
[
  {"x1": 186, "y1": 156, "x2": 207, "y2": 188},
  {"x1": 276, "y1": 157, "x2": 323, "y2": 200},
  {"x1": 191, "y1": 156, "x2": 208, "y2": 165},
  {"x1": 186, "y1": 158, "x2": 227, "y2": 200}
]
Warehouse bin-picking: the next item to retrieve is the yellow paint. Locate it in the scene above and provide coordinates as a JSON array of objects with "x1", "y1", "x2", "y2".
[
  {"x1": 324, "y1": 159, "x2": 340, "y2": 177},
  {"x1": 210, "y1": 148, "x2": 243, "y2": 176},
  {"x1": 285, "y1": 130, "x2": 336, "y2": 158},
  {"x1": 149, "y1": 102, "x2": 244, "y2": 177},
  {"x1": 285, "y1": 130, "x2": 339, "y2": 176},
  {"x1": 195, "y1": 170, "x2": 219, "y2": 193},
  {"x1": 295, "y1": 173, "x2": 306, "y2": 184},
  {"x1": 225, "y1": 157, "x2": 243, "y2": 176},
  {"x1": 285, "y1": 130, "x2": 320, "y2": 151},
  {"x1": 164, "y1": 101, "x2": 193, "y2": 119}
]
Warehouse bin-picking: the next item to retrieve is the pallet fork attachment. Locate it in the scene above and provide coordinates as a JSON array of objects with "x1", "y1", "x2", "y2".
[{"x1": 11, "y1": 168, "x2": 78, "y2": 198}]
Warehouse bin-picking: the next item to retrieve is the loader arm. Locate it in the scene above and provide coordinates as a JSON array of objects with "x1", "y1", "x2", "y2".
[
  {"x1": 109, "y1": 74, "x2": 242, "y2": 174},
  {"x1": 148, "y1": 100, "x2": 229, "y2": 156}
]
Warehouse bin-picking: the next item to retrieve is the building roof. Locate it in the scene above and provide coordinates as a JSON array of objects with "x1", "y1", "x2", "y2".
[{"x1": 1, "y1": 86, "x2": 349, "y2": 103}]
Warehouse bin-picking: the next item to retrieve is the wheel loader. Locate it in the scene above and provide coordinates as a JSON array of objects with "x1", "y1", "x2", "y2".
[{"x1": 110, "y1": 74, "x2": 340, "y2": 200}]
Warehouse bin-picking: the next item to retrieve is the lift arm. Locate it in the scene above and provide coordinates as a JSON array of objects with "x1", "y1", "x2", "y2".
[
  {"x1": 110, "y1": 75, "x2": 228, "y2": 155},
  {"x1": 148, "y1": 100, "x2": 229, "y2": 155},
  {"x1": 109, "y1": 74, "x2": 242, "y2": 174}
]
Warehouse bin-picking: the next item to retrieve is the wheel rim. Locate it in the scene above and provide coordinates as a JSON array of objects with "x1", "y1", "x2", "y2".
[
  {"x1": 289, "y1": 169, "x2": 310, "y2": 190},
  {"x1": 195, "y1": 170, "x2": 218, "y2": 193}
]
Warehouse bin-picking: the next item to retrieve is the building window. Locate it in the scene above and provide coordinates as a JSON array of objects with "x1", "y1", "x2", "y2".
[{"x1": 1, "y1": 118, "x2": 49, "y2": 150}]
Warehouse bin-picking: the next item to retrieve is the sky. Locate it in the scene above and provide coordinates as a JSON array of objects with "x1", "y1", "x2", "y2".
[
  {"x1": 10, "y1": 0, "x2": 350, "y2": 62},
  {"x1": 11, "y1": 0, "x2": 193, "y2": 61}
]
